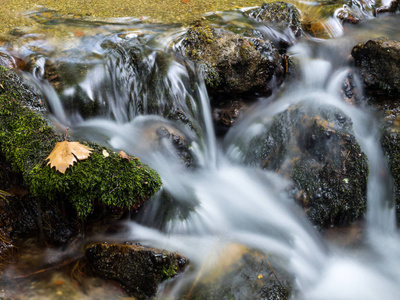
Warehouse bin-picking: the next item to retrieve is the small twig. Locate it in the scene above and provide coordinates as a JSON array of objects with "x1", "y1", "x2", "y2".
[
  {"x1": 65, "y1": 127, "x2": 69, "y2": 140},
  {"x1": 265, "y1": 256, "x2": 284, "y2": 288}
]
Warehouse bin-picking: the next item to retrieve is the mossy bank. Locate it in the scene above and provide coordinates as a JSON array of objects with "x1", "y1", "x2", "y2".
[{"x1": 0, "y1": 65, "x2": 162, "y2": 220}]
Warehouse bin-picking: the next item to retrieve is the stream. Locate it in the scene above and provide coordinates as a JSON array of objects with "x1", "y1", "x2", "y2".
[{"x1": 1, "y1": 1, "x2": 400, "y2": 299}]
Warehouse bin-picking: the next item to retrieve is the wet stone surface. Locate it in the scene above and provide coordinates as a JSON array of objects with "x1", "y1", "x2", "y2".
[{"x1": 85, "y1": 243, "x2": 188, "y2": 299}]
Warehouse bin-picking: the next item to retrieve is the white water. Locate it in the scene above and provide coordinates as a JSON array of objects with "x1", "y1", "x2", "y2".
[{"x1": 9, "y1": 11, "x2": 400, "y2": 300}]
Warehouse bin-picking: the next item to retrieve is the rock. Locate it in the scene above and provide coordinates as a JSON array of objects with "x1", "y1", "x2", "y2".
[
  {"x1": 377, "y1": 100, "x2": 400, "y2": 221},
  {"x1": 182, "y1": 25, "x2": 284, "y2": 96},
  {"x1": 212, "y1": 99, "x2": 248, "y2": 136},
  {"x1": 246, "y1": 2, "x2": 303, "y2": 40},
  {"x1": 351, "y1": 38, "x2": 400, "y2": 97},
  {"x1": 0, "y1": 193, "x2": 15, "y2": 273},
  {"x1": 162, "y1": 245, "x2": 293, "y2": 299},
  {"x1": 0, "y1": 66, "x2": 162, "y2": 220},
  {"x1": 85, "y1": 243, "x2": 188, "y2": 299},
  {"x1": 376, "y1": 0, "x2": 400, "y2": 15},
  {"x1": 239, "y1": 104, "x2": 368, "y2": 227}
]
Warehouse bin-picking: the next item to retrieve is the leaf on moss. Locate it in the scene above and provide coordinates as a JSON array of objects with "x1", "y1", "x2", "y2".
[
  {"x1": 119, "y1": 150, "x2": 131, "y2": 161},
  {"x1": 46, "y1": 141, "x2": 93, "y2": 174}
]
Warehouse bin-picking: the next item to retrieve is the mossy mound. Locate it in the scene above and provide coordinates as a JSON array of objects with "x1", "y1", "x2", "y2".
[
  {"x1": 0, "y1": 66, "x2": 162, "y2": 219},
  {"x1": 29, "y1": 144, "x2": 161, "y2": 219}
]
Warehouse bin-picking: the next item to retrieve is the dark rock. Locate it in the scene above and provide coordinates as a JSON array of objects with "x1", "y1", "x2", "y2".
[
  {"x1": 182, "y1": 25, "x2": 284, "y2": 96},
  {"x1": 376, "y1": 0, "x2": 400, "y2": 15},
  {"x1": 212, "y1": 99, "x2": 248, "y2": 136},
  {"x1": 240, "y1": 104, "x2": 368, "y2": 227},
  {"x1": 335, "y1": 7, "x2": 361, "y2": 24},
  {"x1": 246, "y1": 2, "x2": 303, "y2": 40},
  {"x1": 351, "y1": 38, "x2": 400, "y2": 97},
  {"x1": 377, "y1": 100, "x2": 400, "y2": 221},
  {"x1": 163, "y1": 246, "x2": 293, "y2": 299},
  {"x1": 85, "y1": 243, "x2": 188, "y2": 299},
  {"x1": 0, "y1": 193, "x2": 16, "y2": 273}
]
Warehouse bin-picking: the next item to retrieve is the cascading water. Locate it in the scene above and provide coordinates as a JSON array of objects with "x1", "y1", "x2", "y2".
[{"x1": 2, "y1": 5, "x2": 400, "y2": 299}]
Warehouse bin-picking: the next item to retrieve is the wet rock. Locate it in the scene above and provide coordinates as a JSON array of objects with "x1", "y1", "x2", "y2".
[
  {"x1": 182, "y1": 25, "x2": 284, "y2": 96},
  {"x1": 335, "y1": 7, "x2": 361, "y2": 25},
  {"x1": 164, "y1": 245, "x2": 293, "y2": 299},
  {"x1": 351, "y1": 38, "x2": 400, "y2": 97},
  {"x1": 240, "y1": 104, "x2": 368, "y2": 227},
  {"x1": 212, "y1": 99, "x2": 248, "y2": 136},
  {"x1": 85, "y1": 243, "x2": 188, "y2": 299},
  {"x1": 0, "y1": 193, "x2": 15, "y2": 273},
  {"x1": 376, "y1": 0, "x2": 400, "y2": 15},
  {"x1": 246, "y1": 2, "x2": 303, "y2": 41},
  {"x1": 1, "y1": 194, "x2": 79, "y2": 247},
  {"x1": 377, "y1": 100, "x2": 400, "y2": 221}
]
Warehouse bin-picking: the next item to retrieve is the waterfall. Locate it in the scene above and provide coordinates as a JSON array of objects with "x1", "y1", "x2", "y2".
[{"x1": 3, "y1": 9, "x2": 400, "y2": 299}]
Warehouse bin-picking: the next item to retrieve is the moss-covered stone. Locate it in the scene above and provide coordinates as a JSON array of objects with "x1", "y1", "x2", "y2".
[
  {"x1": 29, "y1": 143, "x2": 162, "y2": 219},
  {"x1": 241, "y1": 104, "x2": 368, "y2": 227},
  {"x1": 85, "y1": 243, "x2": 188, "y2": 299},
  {"x1": 0, "y1": 66, "x2": 162, "y2": 220},
  {"x1": 182, "y1": 25, "x2": 284, "y2": 96}
]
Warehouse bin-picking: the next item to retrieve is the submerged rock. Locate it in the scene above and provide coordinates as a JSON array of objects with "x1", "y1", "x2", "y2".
[
  {"x1": 85, "y1": 243, "x2": 188, "y2": 299},
  {"x1": 181, "y1": 25, "x2": 284, "y2": 96},
  {"x1": 239, "y1": 104, "x2": 368, "y2": 227},
  {"x1": 351, "y1": 38, "x2": 400, "y2": 97},
  {"x1": 164, "y1": 245, "x2": 293, "y2": 299}
]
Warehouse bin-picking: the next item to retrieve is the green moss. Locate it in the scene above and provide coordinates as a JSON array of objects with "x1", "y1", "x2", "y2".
[
  {"x1": 0, "y1": 66, "x2": 162, "y2": 219},
  {"x1": 162, "y1": 261, "x2": 178, "y2": 278},
  {"x1": 29, "y1": 144, "x2": 161, "y2": 219},
  {"x1": 0, "y1": 66, "x2": 60, "y2": 178}
]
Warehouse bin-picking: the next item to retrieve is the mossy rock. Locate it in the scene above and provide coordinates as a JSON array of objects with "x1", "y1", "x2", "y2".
[
  {"x1": 85, "y1": 243, "x2": 188, "y2": 299},
  {"x1": 238, "y1": 104, "x2": 368, "y2": 227},
  {"x1": 0, "y1": 66, "x2": 162, "y2": 220},
  {"x1": 181, "y1": 25, "x2": 284, "y2": 96}
]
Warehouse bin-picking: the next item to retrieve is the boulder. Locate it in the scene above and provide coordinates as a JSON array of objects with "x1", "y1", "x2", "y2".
[
  {"x1": 85, "y1": 243, "x2": 188, "y2": 299},
  {"x1": 238, "y1": 104, "x2": 368, "y2": 227},
  {"x1": 351, "y1": 38, "x2": 400, "y2": 97},
  {"x1": 181, "y1": 25, "x2": 284, "y2": 96}
]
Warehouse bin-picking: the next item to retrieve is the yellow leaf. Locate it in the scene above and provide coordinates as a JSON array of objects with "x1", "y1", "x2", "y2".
[{"x1": 46, "y1": 141, "x2": 93, "y2": 174}]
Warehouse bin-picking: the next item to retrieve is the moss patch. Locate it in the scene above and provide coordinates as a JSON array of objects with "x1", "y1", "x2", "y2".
[{"x1": 29, "y1": 144, "x2": 161, "y2": 219}]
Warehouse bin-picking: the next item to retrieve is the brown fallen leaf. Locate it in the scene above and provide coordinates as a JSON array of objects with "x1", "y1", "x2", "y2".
[
  {"x1": 118, "y1": 150, "x2": 131, "y2": 161},
  {"x1": 46, "y1": 141, "x2": 93, "y2": 174}
]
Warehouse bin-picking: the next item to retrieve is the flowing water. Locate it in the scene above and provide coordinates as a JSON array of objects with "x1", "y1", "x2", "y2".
[{"x1": 1, "y1": 2, "x2": 400, "y2": 299}]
